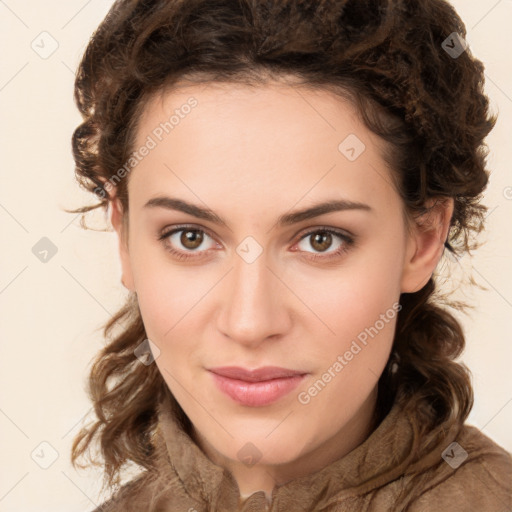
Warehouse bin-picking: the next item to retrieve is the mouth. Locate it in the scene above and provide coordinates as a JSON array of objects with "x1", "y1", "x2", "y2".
[{"x1": 207, "y1": 366, "x2": 308, "y2": 407}]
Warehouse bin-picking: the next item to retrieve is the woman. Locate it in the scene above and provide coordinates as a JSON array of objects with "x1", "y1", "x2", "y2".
[{"x1": 68, "y1": 0, "x2": 512, "y2": 510}]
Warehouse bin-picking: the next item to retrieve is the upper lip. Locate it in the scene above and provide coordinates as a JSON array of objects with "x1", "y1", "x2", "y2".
[{"x1": 208, "y1": 366, "x2": 307, "y2": 382}]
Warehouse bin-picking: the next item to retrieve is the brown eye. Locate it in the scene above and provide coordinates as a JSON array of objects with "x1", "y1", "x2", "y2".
[
  {"x1": 294, "y1": 227, "x2": 355, "y2": 262},
  {"x1": 158, "y1": 225, "x2": 218, "y2": 260},
  {"x1": 298, "y1": 230, "x2": 343, "y2": 254},
  {"x1": 309, "y1": 231, "x2": 333, "y2": 252},
  {"x1": 180, "y1": 229, "x2": 204, "y2": 250}
]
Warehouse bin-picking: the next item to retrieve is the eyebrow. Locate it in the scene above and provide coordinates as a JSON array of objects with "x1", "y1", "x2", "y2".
[{"x1": 143, "y1": 196, "x2": 373, "y2": 228}]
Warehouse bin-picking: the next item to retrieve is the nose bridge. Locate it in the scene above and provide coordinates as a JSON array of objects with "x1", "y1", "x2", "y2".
[{"x1": 217, "y1": 246, "x2": 288, "y2": 345}]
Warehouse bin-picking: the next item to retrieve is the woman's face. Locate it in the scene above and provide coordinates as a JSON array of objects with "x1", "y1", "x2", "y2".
[{"x1": 111, "y1": 80, "x2": 449, "y2": 470}]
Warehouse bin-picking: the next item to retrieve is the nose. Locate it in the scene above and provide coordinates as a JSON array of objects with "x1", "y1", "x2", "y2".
[{"x1": 215, "y1": 252, "x2": 292, "y2": 348}]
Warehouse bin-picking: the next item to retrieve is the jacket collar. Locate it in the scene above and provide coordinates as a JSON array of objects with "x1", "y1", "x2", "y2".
[{"x1": 151, "y1": 389, "x2": 460, "y2": 510}]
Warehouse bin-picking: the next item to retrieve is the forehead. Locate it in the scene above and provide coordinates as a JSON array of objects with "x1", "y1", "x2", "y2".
[
  {"x1": 127, "y1": 80, "x2": 397, "y2": 216},
  {"x1": 136, "y1": 79, "x2": 364, "y2": 145}
]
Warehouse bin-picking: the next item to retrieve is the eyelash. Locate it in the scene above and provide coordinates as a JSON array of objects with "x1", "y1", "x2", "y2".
[{"x1": 157, "y1": 224, "x2": 356, "y2": 263}]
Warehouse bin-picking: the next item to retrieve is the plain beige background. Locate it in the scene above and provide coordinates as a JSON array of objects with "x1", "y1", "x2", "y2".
[{"x1": 0, "y1": 1, "x2": 511, "y2": 510}]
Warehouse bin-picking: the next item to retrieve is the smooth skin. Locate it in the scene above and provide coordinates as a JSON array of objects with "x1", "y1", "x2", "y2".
[{"x1": 110, "y1": 78, "x2": 453, "y2": 501}]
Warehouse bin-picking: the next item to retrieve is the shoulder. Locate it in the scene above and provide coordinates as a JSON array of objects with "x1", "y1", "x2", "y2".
[
  {"x1": 90, "y1": 474, "x2": 149, "y2": 512},
  {"x1": 407, "y1": 424, "x2": 512, "y2": 511}
]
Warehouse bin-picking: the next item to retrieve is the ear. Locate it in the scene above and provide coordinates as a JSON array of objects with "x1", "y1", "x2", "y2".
[
  {"x1": 400, "y1": 197, "x2": 454, "y2": 293},
  {"x1": 110, "y1": 197, "x2": 135, "y2": 292}
]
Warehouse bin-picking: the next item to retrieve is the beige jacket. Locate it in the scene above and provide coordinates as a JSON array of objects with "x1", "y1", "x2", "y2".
[{"x1": 93, "y1": 391, "x2": 512, "y2": 511}]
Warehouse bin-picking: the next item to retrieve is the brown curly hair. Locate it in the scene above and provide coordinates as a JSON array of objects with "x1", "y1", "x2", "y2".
[{"x1": 67, "y1": 0, "x2": 497, "y2": 498}]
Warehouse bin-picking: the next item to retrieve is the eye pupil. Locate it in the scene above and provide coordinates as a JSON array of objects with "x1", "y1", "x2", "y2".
[
  {"x1": 181, "y1": 229, "x2": 203, "y2": 249},
  {"x1": 311, "y1": 232, "x2": 332, "y2": 252}
]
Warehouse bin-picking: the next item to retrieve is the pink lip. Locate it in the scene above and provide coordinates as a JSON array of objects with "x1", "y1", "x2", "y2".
[{"x1": 208, "y1": 366, "x2": 307, "y2": 407}]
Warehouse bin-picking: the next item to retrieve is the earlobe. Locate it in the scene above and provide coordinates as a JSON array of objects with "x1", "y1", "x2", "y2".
[
  {"x1": 400, "y1": 197, "x2": 454, "y2": 294},
  {"x1": 110, "y1": 198, "x2": 135, "y2": 292}
]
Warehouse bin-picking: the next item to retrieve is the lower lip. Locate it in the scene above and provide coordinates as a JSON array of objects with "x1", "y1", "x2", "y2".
[{"x1": 209, "y1": 372, "x2": 306, "y2": 407}]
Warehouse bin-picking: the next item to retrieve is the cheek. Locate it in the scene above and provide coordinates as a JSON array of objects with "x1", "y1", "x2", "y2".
[
  {"x1": 134, "y1": 267, "x2": 201, "y2": 389},
  {"x1": 131, "y1": 255, "x2": 216, "y2": 389},
  {"x1": 297, "y1": 276, "x2": 399, "y2": 418},
  {"x1": 130, "y1": 243, "x2": 204, "y2": 336},
  {"x1": 296, "y1": 256, "x2": 401, "y2": 337},
  {"x1": 296, "y1": 249, "x2": 401, "y2": 381}
]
